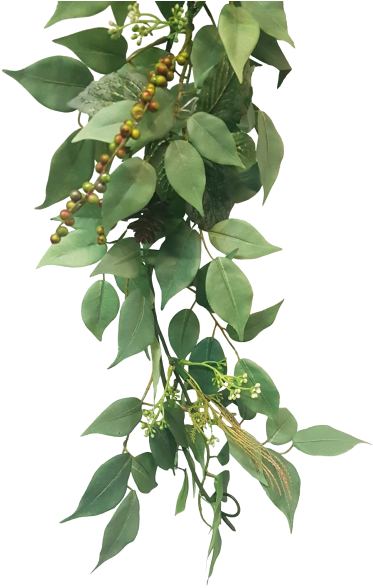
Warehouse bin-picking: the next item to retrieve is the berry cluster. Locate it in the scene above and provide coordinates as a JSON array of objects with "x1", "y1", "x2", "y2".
[{"x1": 49, "y1": 55, "x2": 187, "y2": 246}]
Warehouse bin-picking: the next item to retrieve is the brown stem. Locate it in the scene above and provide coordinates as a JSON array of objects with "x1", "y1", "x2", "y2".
[{"x1": 209, "y1": 313, "x2": 241, "y2": 362}]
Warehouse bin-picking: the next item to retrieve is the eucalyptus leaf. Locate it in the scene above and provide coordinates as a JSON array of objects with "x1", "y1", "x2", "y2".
[
  {"x1": 72, "y1": 100, "x2": 135, "y2": 142},
  {"x1": 82, "y1": 398, "x2": 142, "y2": 437},
  {"x1": 209, "y1": 219, "x2": 281, "y2": 259},
  {"x1": 293, "y1": 426, "x2": 368, "y2": 456},
  {"x1": 235, "y1": 358, "x2": 280, "y2": 418},
  {"x1": 81, "y1": 280, "x2": 120, "y2": 341},
  {"x1": 266, "y1": 408, "x2": 298, "y2": 446},
  {"x1": 91, "y1": 239, "x2": 141, "y2": 279},
  {"x1": 163, "y1": 401, "x2": 188, "y2": 448},
  {"x1": 257, "y1": 110, "x2": 284, "y2": 203},
  {"x1": 132, "y1": 452, "x2": 158, "y2": 494},
  {"x1": 189, "y1": 337, "x2": 226, "y2": 396},
  {"x1": 149, "y1": 427, "x2": 177, "y2": 471},
  {"x1": 243, "y1": 2, "x2": 294, "y2": 47},
  {"x1": 37, "y1": 229, "x2": 106, "y2": 269},
  {"x1": 175, "y1": 469, "x2": 189, "y2": 515},
  {"x1": 168, "y1": 309, "x2": 200, "y2": 360},
  {"x1": 45, "y1": 2, "x2": 111, "y2": 28},
  {"x1": 227, "y1": 300, "x2": 284, "y2": 342}
]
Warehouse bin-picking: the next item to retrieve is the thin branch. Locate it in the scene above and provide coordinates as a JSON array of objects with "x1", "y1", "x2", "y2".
[
  {"x1": 280, "y1": 444, "x2": 294, "y2": 456},
  {"x1": 200, "y1": 229, "x2": 214, "y2": 261},
  {"x1": 209, "y1": 313, "x2": 241, "y2": 362},
  {"x1": 141, "y1": 375, "x2": 153, "y2": 402},
  {"x1": 77, "y1": 112, "x2": 83, "y2": 128},
  {"x1": 126, "y1": 35, "x2": 169, "y2": 64},
  {"x1": 204, "y1": 4, "x2": 216, "y2": 26}
]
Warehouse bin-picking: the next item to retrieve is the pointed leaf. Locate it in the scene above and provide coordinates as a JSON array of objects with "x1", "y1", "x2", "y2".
[
  {"x1": 53, "y1": 28, "x2": 127, "y2": 75},
  {"x1": 81, "y1": 280, "x2": 120, "y2": 341},
  {"x1": 191, "y1": 25, "x2": 224, "y2": 88},
  {"x1": 110, "y1": 290, "x2": 155, "y2": 368},
  {"x1": 168, "y1": 309, "x2": 200, "y2": 360},
  {"x1": 149, "y1": 427, "x2": 177, "y2": 471},
  {"x1": 82, "y1": 398, "x2": 142, "y2": 437},
  {"x1": 3, "y1": 57, "x2": 93, "y2": 112},
  {"x1": 155, "y1": 222, "x2": 201, "y2": 309},
  {"x1": 218, "y1": 5, "x2": 260, "y2": 82},
  {"x1": 257, "y1": 110, "x2": 284, "y2": 203},
  {"x1": 266, "y1": 408, "x2": 298, "y2": 446},
  {"x1": 227, "y1": 300, "x2": 284, "y2": 342},
  {"x1": 46, "y1": 2, "x2": 111, "y2": 27},
  {"x1": 260, "y1": 449, "x2": 300, "y2": 531},
  {"x1": 187, "y1": 112, "x2": 244, "y2": 168},
  {"x1": 235, "y1": 358, "x2": 280, "y2": 418},
  {"x1": 209, "y1": 219, "x2": 281, "y2": 259},
  {"x1": 165, "y1": 141, "x2": 206, "y2": 216},
  {"x1": 252, "y1": 30, "x2": 292, "y2": 88},
  {"x1": 37, "y1": 130, "x2": 94, "y2": 209},
  {"x1": 208, "y1": 529, "x2": 222, "y2": 579},
  {"x1": 103, "y1": 158, "x2": 156, "y2": 235},
  {"x1": 189, "y1": 337, "x2": 226, "y2": 396},
  {"x1": 91, "y1": 238, "x2": 141, "y2": 279},
  {"x1": 37, "y1": 229, "x2": 106, "y2": 269},
  {"x1": 217, "y1": 442, "x2": 230, "y2": 466},
  {"x1": 61, "y1": 454, "x2": 131, "y2": 522},
  {"x1": 293, "y1": 426, "x2": 368, "y2": 456},
  {"x1": 164, "y1": 401, "x2": 188, "y2": 447},
  {"x1": 131, "y1": 452, "x2": 158, "y2": 494},
  {"x1": 111, "y1": 2, "x2": 131, "y2": 26},
  {"x1": 175, "y1": 469, "x2": 189, "y2": 515},
  {"x1": 243, "y1": 2, "x2": 294, "y2": 47},
  {"x1": 93, "y1": 490, "x2": 139, "y2": 571},
  {"x1": 72, "y1": 100, "x2": 135, "y2": 143},
  {"x1": 226, "y1": 430, "x2": 267, "y2": 484},
  {"x1": 206, "y1": 257, "x2": 253, "y2": 341}
]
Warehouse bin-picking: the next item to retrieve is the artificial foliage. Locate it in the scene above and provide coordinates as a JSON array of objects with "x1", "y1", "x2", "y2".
[{"x1": 4, "y1": 1, "x2": 369, "y2": 580}]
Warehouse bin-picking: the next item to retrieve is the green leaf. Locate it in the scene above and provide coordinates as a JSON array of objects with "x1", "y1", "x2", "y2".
[
  {"x1": 3, "y1": 56, "x2": 93, "y2": 113},
  {"x1": 186, "y1": 425, "x2": 206, "y2": 470},
  {"x1": 91, "y1": 238, "x2": 141, "y2": 279},
  {"x1": 131, "y1": 452, "x2": 158, "y2": 494},
  {"x1": 148, "y1": 141, "x2": 180, "y2": 202},
  {"x1": 186, "y1": 159, "x2": 235, "y2": 231},
  {"x1": 233, "y1": 132, "x2": 256, "y2": 170},
  {"x1": 156, "y1": 1, "x2": 183, "y2": 20},
  {"x1": 61, "y1": 454, "x2": 131, "y2": 522},
  {"x1": 149, "y1": 427, "x2": 177, "y2": 471},
  {"x1": 127, "y1": 88, "x2": 176, "y2": 153},
  {"x1": 82, "y1": 398, "x2": 142, "y2": 437},
  {"x1": 111, "y1": 2, "x2": 132, "y2": 26},
  {"x1": 292, "y1": 426, "x2": 368, "y2": 456},
  {"x1": 187, "y1": 112, "x2": 244, "y2": 168},
  {"x1": 208, "y1": 529, "x2": 222, "y2": 579},
  {"x1": 194, "y1": 263, "x2": 213, "y2": 312},
  {"x1": 164, "y1": 141, "x2": 206, "y2": 216},
  {"x1": 37, "y1": 130, "x2": 94, "y2": 209},
  {"x1": 37, "y1": 229, "x2": 106, "y2": 269},
  {"x1": 191, "y1": 25, "x2": 224, "y2": 88},
  {"x1": 175, "y1": 469, "x2": 189, "y2": 515},
  {"x1": 266, "y1": 408, "x2": 298, "y2": 446},
  {"x1": 236, "y1": 398, "x2": 256, "y2": 421},
  {"x1": 252, "y1": 30, "x2": 292, "y2": 88},
  {"x1": 235, "y1": 358, "x2": 280, "y2": 418},
  {"x1": 217, "y1": 442, "x2": 230, "y2": 466},
  {"x1": 68, "y1": 71, "x2": 146, "y2": 117},
  {"x1": 110, "y1": 290, "x2": 155, "y2": 368},
  {"x1": 102, "y1": 158, "x2": 156, "y2": 235},
  {"x1": 81, "y1": 280, "x2": 120, "y2": 341},
  {"x1": 206, "y1": 257, "x2": 253, "y2": 341},
  {"x1": 257, "y1": 110, "x2": 284, "y2": 203},
  {"x1": 53, "y1": 28, "x2": 127, "y2": 75},
  {"x1": 227, "y1": 300, "x2": 284, "y2": 342},
  {"x1": 164, "y1": 401, "x2": 188, "y2": 447},
  {"x1": 226, "y1": 430, "x2": 267, "y2": 484},
  {"x1": 93, "y1": 489, "x2": 139, "y2": 571},
  {"x1": 189, "y1": 337, "x2": 226, "y2": 396},
  {"x1": 155, "y1": 222, "x2": 201, "y2": 309},
  {"x1": 260, "y1": 449, "x2": 300, "y2": 532},
  {"x1": 231, "y1": 162, "x2": 262, "y2": 203},
  {"x1": 168, "y1": 309, "x2": 200, "y2": 360},
  {"x1": 218, "y1": 5, "x2": 260, "y2": 82},
  {"x1": 209, "y1": 219, "x2": 281, "y2": 260},
  {"x1": 243, "y1": 2, "x2": 294, "y2": 47},
  {"x1": 72, "y1": 100, "x2": 135, "y2": 142},
  {"x1": 46, "y1": 2, "x2": 111, "y2": 27},
  {"x1": 115, "y1": 263, "x2": 153, "y2": 300}
]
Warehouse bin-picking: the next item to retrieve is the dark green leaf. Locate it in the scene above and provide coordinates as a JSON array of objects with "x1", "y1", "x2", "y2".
[
  {"x1": 191, "y1": 25, "x2": 224, "y2": 88},
  {"x1": 252, "y1": 30, "x2": 291, "y2": 87},
  {"x1": 266, "y1": 408, "x2": 298, "y2": 446},
  {"x1": 217, "y1": 442, "x2": 230, "y2": 466},
  {"x1": 233, "y1": 132, "x2": 256, "y2": 169},
  {"x1": 81, "y1": 280, "x2": 120, "y2": 341},
  {"x1": 148, "y1": 141, "x2": 180, "y2": 202},
  {"x1": 186, "y1": 425, "x2": 206, "y2": 470},
  {"x1": 194, "y1": 263, "x2": 213, "y2": 312},
  {"x1": 149, "y1": 427, "x2": 177, "y2": 471},
  {"x1": 164, "y1": 141, "x2": 206, "y2": 216},
  {"x1": 293, "y1": 426, "x2": 368, "y2": 456},
  {"x1": 131, "y1": 452, "x2": 158, "y2": 494},
  {"x1": 209, "y1": 219, "x2": 281, "y2": 259},
  {"x1": 243, "y1": 2, "x2": 294, "y2": 47},
  {"x1": 93, "y1": 490, "x2": 140, "y2": 571},
  {"x1": 226, "y1": 430, "x2": 267, "y2": 484},
  {"x1": 208, "y1": 529, "x2": 222, "y2": 579},
  {"x1": 45, "y1": 2, "x2": 111, "y2": 28},
  {"x1": 188, "y1": 112, "x2": 244, "y2": 168},
  {"x1": 61, "y1": 454, "x2": 131, "y2": 522},
  {"x1": 111, "y1": 2, "x2": 131, "y2": 25},
  {"x1": 189, "y1": 337, "x2": 226, "y2": 396},
  {"x1": 37, "y1": 229, "x2": 106, "y2": 269},
  {"x1": 91, "y1": 238, "x2": 141, "y2": 279},
  {"x1": 164, "y1": 401, "x2": 188, "y2": 447},
  {"x1": 257, "y1": 110, "x2": 284, "y2": 203},
  {"x1": 3, "y1": 56, "x2": 93, "y2": 112},
  {"x1": 235, "y1": 358, "x2": 280, "y2": 418},
  {"x1": 156, "y1": 1, "x2": 184, "y2": 20},
  {"x1": 82, "y1": 398, "x2": 142, "y2": 437},
  {"x1": 115, "y1": 263, "x2": 153, "y2": 300},
  {"x1": 72, "y1": 99, "x2": 135, "y2": 142},
  {"x1": 110, "y1": 290, "x2": 155, "y2": 368},
  {"x1": 127, "y1": 88, "x2": 176, "y2": 153},
  {"x1": 155, "y1": 221, "x2": 201, "y2": 309},
  {"x1": 175, "y1": 469, "x2": 189, "y2": 515},
  {"x1": 236, "y1": 398, "x2": 256, "y2": 421},
  {"x1": 231, "y1": 162, "x2": 262, "y2": 203},
  {"x1": 227, "y1": 300, "x2": 284, "y2": 342},
  {"x1": 168, "y1": 309, "x2": 200, "y2": 359}
]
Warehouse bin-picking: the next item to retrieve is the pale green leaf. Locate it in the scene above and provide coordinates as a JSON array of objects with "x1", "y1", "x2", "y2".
[
  {"x1": 226, "y1": 430, "x2": 267, "y2": 484},
  {"x1": 189, "y1": 337, "x2": 226, "y2": 396},
  {"x1": 72, "y1": 100, "x2": 135, "y2": 142},
  {"x1": 227, "y1": 300, "x2": 284, "y2": 342},
  {"x1": 293, "y1": 426, "x2": 368, "y2": 456},
  {"x1": 243, "y1": 1, "x2": 295, "y2": 47},
  {"x1": 168, "y1": 309, "x2": 200, "y2": 360},
  {"x1": 82, "y1": 398, "x2": 142, "y2": 437},
  {"x1": 81, "y1": 280, "x2": 120, "y2": 341},
  {"x1": 235, "y1": 358, "x2": 280, "y2": 418},
  {"x1": 45, "y1": 2, "x2": 111, "y2": 28},
  {"x1": 257, "y1": 109, "x2": 284, "y2": 203},
  {"x1": 266, "y1": 408, "x2": 298, "y2": 446},
  {"x1": 37, "y1": 229, "x2": 106, "y2": 269},
  {"x1": 191, "y1": 25, "x2": 224, "y2": 88},
  {"x1": 252, "y1": 30, "x2": 292, "y2": 88},
  {"x1": 91, "y1": 238, "x2": 141, "y2": 279},
  {"x1": 209, "y1": 219, "x2": 281, "y2": 259}
]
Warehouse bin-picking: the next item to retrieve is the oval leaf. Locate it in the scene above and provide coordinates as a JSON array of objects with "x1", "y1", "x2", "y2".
[
  {"x1": 131, "y1": 452, "x2": 158, "y2": 494},
  {"x1": 93, "y1": 490, "x2": 140, "y2": 571},
  {"x1": 227, "y1": 300, "x2": 284, "y2": 342},
  {"x1": 82, "y1": 398, "x2": 142, "y2": 437},
  {"x1": 293, "y1": 426, "x2": 368, "y2": 456},
  {"x1": 189, "y1": 337, "x2": 226, "y2": 396},
  {"x1": 209, "y1": 219, "x2": 281, "y2": 259},
  {"x1": 61, "y1": 454, "x2": 131, "y2": 522},
  {"x1": 110, "y1": 290, "x2": 155, "y2": 368},
  {"x1": 217, "y1": 442, "x2": 230, "y2": 467},
  {"x1": 191, "y1": 24, "x2": 224, "y2": 88},
  {"x1": 3, "y1": 56, "x2": 93, "y2": 112},
  {"x1": 243, "y1": 2, "x2": 295, "y2": 47},
  {"x1": 81, "y1": 280, "x2": 120, "y2": 341},
  {"x1": 91, "y1": 238, "x2": 141, "y2": 279},
  {"x1": 206, "y1": 257, "x2": 253, "y2": 341},
  {"x1": 165, "y1": 141, "x2": 206, "y2": 216},
  {"x1": 37, "y1": 229, "x2": 106, "y2": 269},
  {"x1": 168, "y1": 309, "x2": 200, "y2": 360},
  {"x1": 175, "y1": 470, "x2": 189, "y2": 515},
  {"x1": 235, "y1": 358, "x2": 280, "y2": 419},
  {"x1": 53, "y1": 28, "x2": 127, "y2": 74},
  {"x1": 187, "y1": 112, "x2": 244, "y2": 168},
  {"x1": 218, "y1": 5, "x2": 260, "y2": 82},
  {"x1": 266, "y1": 408, "x2": 298, "y2": 446},
  {"x1": 149, "y1": 427, "x2": 177, "y2": 471},
  {"x1": 257, "y1": 110, "x2": 284, "y2": 203},
  {"x1": 72, "y1": 100, "x2": 136, "y2": 143},
  {"x1": 46, "y1": 2, "x2": 111, "y2": 28}
]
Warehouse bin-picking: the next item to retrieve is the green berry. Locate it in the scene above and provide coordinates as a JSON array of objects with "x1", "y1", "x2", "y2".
[
  {"x1": 86, "y1": 193, "x2": 99, "y2": 204},
  {"x1": 176, "y1": 55, "x2": 187, "y2": 66},
  {"x1": 100, "y1": 154, "x2": 110, "y2": 165},
  {"x1": 141, "y1": 90, "x2": 152, "y2": 103},
  {"x1": 146, "y1": 83, "x2": 156, "y2": 96},
  {"x1": 155, "y1": 75, "x2": 167, "y2": 87},
  {"x1": 56, "y1": 226, "x2": 69, "y2": 238},
  {"x1": 131, "y1": 103, "x2": 144, "y2": 121},
  {"x1": 109, "y1": 142, "x2": 117, "y2": 152},
  {"x1": 66, "y1": 201, "x2": 75, "y2": 211},
  {"x1": 131, "y1": 128, "x2": 140, "y2": 140},
  {"x1": 82, "y1": 182, "x2": 94, "y2": 193},
  {"x1": 50, "y1": 233, "x2": 61, "y2": 244},
  {"x1": 100, "y1": 173, "x2": 111, "y2": 183},
  {"x1": 166, "y1": 70, "x2": 174, "y2": 81},
  {"x1": 96, "y1": 226, "x2": 105, "y2": 235},
  {"x1": 180, "y1": 51, "x2": 189, "y2": 59}
]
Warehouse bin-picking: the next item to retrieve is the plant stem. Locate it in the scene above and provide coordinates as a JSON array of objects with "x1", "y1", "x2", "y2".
[
  {"x1": 280, "y1": 444, "x2": 294, "y2": 455},
  {"x1": 141, "y1": 375, "x2": 154, "y2": 402},
  {"x1": 209, "y1": 313, "x2": 241, "y2": 361},
  {"x1": 126, "y1": 35, "x2": 169, "y2": 64},
  {"x1": 204, "y1": 4, "x2": 216, "y2": 26},
  {"x1": 200, "y1": 229, "x2": 214, "y2": 261}
]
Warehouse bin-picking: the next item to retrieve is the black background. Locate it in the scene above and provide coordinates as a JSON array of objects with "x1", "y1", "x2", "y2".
[{"x1": 1, "y1": 2, "x2": 373, "y2": 586}]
